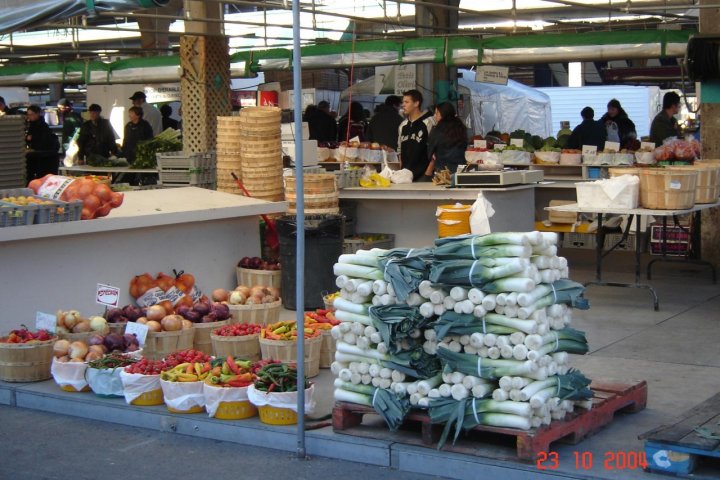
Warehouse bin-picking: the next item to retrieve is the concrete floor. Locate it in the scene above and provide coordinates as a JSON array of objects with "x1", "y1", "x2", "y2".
[{"x1": 2, "y1": 248, "x2": 719, "y2": 479}]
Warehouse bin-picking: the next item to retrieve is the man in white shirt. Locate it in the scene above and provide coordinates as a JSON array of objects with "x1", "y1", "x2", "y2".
[{"x1": 129, "y1": 91, "x2": 162, "y2": 137}]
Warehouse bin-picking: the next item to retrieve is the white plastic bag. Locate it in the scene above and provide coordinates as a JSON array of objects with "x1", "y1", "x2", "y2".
[
  {"x1": 160, "y1": 379, "x2": 205, "y2": 411},
  {"x1": 119, "y1": 370, "x2": 161, "y2": 404},
  {"x1": 390, "y1": 169, "x2": 413, "y2": 184},
  {"x1": 86, "y1": 367, "x2": 125, "y2": 397},
  {"x1": 63, "y1": 138, "x2": 79, "y2": 167},
  {"x1": 470, "y1": 192, "x2": 495, "y2": 236},
  {"x1": 247, "y1": 384, "x2": 315, "y2": 414},
  {"x1": 203, "y1": 383, "x2": 251, "y2": 418},
  {"x1": 51, "y1": 358, "x2": 88, "y2": 391}
]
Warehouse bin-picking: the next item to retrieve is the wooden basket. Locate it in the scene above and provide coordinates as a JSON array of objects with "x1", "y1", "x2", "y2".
[
  {"x1": 228, "y1": 301, "x2": 282, "y2": 326},
  {"x1": 609, "y1": 167, "x2": 642, "y2": 178},
  {"x1": 284, "y1": 174, "x2": 337, "y2": 195},
  {"x1": 259, "y1": 335, "x2": 322, "y2": 378},
  {"x1": 319, "y1": 330, "x2": 336, "y2": 369},
  {"x1": 640, "y1": 169, "x2": 697, "y2": 210},
  {"x1": 58, "y1": 331, "x2": 96, "y2": 343},
  {"x1": 0, "y1": 338, "x2": 56, "y2": 382},
  {"x1": 237, "y1": 267, "x2": 282, "y2": 289},
  {"x1": 669, "y1": 165, "x2": 720, "y2": 204},
  {"x1": 193, "y1": 320, "x2": 230, "y2": 355},
  {"x1": 143, "y1": 329, "x2": 195, "y2": 361},
  {"x1": 210, "y1": 333, "x2": 261, "y2": 361}
]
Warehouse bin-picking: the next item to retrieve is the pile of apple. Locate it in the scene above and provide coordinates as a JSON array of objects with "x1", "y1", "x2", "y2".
[
  {"x1": 238, "y1": 257, "x2": 280, "y2": 271},
  {"x1": 212, "y1": 285, "x2": 280, "y2": 306},
  {"x1": 56, "y1": 310, "x2": 109, "y2": 336}
]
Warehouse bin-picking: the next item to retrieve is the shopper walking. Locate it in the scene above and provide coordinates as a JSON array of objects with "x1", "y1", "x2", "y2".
[
  {"x1": 600, "y1": 99, "x2": 636, "y2": 149},
  {"x1": 367, "y1": 95, "x2": 403, "y2": 151},
  {"x1": 57, "y1": 98, "x2": 83, "y2": 154},
  {"x1": 77, "y1": 104, "x2": 119, "y2": 163},
  {"x1": 121, "y1": 106, "x2": 153, "y2": 165},
  {"x1": 398, "y1": 89, "x2": 434, "y2": 182},
  {"x1": 129, "y1": 91, "x2": 162, "y2": 136},
  {"x1": 25, "y1": 105, "x2": 60, "y2": 180},
  {"x1": 650, "y1": 92, "x2": 682, "y2": 146},
  {"x1": 567, "y1": 107, "x2": 607, "y2": 150},
  {"x1": 426, "y1": 102, "x2": 467, "y2": 174}
]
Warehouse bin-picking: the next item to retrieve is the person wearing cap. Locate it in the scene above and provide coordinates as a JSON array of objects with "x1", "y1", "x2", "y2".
[
  {"x1": 567, "y1": 107, "x2": 607, "y2": 150},
  {"x1": 121, "y1": 106, "x2": 153, "y2": 165},
  {"x1": 25, "y1": 105, "x2": 60, "y2": 180},
  {"x1": 129, "y1": 91, "x2": 162, "y2": 136},
  {"x1": 77, "y1": 104, "x2": 119, "y2": 164},
  {"x1": 57, "y1": 98, "x2": 83, "y2": 154},
  {"x1": 650, "y1": 92, "x2": 682, "y2": 146},
  {"x1": 600, "y1": 99, "x2": 636, "y2": 149}
]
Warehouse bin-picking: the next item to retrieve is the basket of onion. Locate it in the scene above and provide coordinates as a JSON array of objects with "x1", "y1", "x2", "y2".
[
  {"x1": 210, "y1": 323, "x2": 262, "y2": 361},
  {"x1": 104, "y1": 304, "x2": 146, "y2": 335},
  {"x1": 222, "y1": 285, "x2": 282, "y2": 326},
  {"x1": 51, "y1": 333, "x2": 141, "y2": 392},
  {"x1": 174, "y1": 299, "x2": 233, "y2": 356},
  {"x1": 136, "y1": 304, "x2": 194, "y2": 360},
  {"x1": 120, "y1": 358, "x2": 166, "y2": 406},
  {"x1": 236, "y1": 257, "x2": 281, "y2": 290},
  {"x1": 55, "y1": 310, "x2": 110, "y2": 342},
  {"x1": 0, "y1": 327, "x2": 56, "y2": 382}
]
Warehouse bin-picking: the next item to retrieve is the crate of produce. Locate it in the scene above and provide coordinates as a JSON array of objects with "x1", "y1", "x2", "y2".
[
  {"x1": 562, "y1": 232, "x2": 596, "y2": 250},
  {"x1": 334, "y1": 169, "x2": 364, "y2": 189},
  {"x1": 192, "y1": 320, "x2": 230, "y2": 355},
  {"x1": 640, "y1": 169, "x2": 697, "y2": 210},
  {"x1": 0, "y1": 188, "x2": 82, "y2": 224},
  {"x1": 342, "y1": 233, "x2": 395, "y2": 254},
  {"x1": 157, "y1": 151, "x2": 215, "y2": 170},
  {"x1": 236, "y1": 267, "x2": 281, "y2": 289},
  {"x1": 210, "y1": 331, "x2": 261, "y2": 361},
  {"x1": 143, "y1": 329, "x2": 195, "y2": 361},
  {"x1": 259, "y1": 335, "x2": 322, "y2": 378},
  {"x1": 603, "y1": 232, "x2": 636, "y2": 252},
  {"x1": 0, "y1": 201, "x2": 37, "y2": 227},
  {"x1": 227, "y1": 301, "x2": 282, "y2": 326},
  {"x1": 0, "y1": 337, "x2": 56, "y2": 382}
]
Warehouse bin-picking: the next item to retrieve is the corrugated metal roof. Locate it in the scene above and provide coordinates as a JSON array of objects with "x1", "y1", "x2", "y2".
[{"x1": 537, "y1": 85, "x2": 660, "y2": 139}]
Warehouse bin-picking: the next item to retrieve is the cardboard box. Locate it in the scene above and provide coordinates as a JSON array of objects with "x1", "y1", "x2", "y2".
[
  {"x1": 282, "y1": 139, "x2": 318, "y2": 166},
  {"x1": 562, "y1": 232, "x2": 596, "y2": 250},
  {"x1": 548, "y1": 200, "x2": 577, "y2": 224}
]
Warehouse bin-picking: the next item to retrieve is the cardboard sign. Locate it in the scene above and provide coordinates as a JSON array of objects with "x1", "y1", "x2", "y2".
[
  {"x1": 96, "y1": 283, "x2": 120, "y2": 308},
  {"x1": 582, "y1": 145, "x2": 598, "y2": 156},
  {"x1": 475, "y1": 65, "x2": 509, "y2": 85},
  {"x1": 474, "y1": 139, "x2": 487, "y2": 149},
  {"x1": 641, "y1": 142, "x2": 656, "y2": 151},
  {"x1": 510, "y1": 139, "x2": 525, "y2": 147},
  {"x1": 604, "y1": 141, "x2": 621, "y2": 152},
  {"x1": 35, "y1": 312, "x2": 57, "y2": 333},
  {"x1": 124, "y1": 322, "x2": 149, "y2": 347}
]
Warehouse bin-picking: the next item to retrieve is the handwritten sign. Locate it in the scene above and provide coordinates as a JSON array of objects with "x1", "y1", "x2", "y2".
[
  {"x1": 474, "y1": 139, "x2": 487, "y2": 149},
  {"x1": 604, "y1": 141, "x2": 621, "y2": 152},
  {"x1": 582, "y1": 145, "x2": 598, "y2": 156},
  {"x1": 475, "y1": 65, "x2": 509, "y2": 85},
  {"x1": 641, "y1": 142, "x2": 656, "y2": 151},
  {"x1": 35, "y1": 312, "x2": 57, "y2": 333},
  {"x1": 96, "y1": 283, "x2": 120, "y2": 308},
  {"x1": 124, "y1": 322, "x2": 149, "y2": 347},
  {"x1": 510, "y1": 139, "x2": 525, "y2": 148}
]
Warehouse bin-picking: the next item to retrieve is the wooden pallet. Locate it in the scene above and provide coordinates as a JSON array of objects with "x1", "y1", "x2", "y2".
[
  {"x1": 640, "y1": 392, "x2": 720, "y2": 477},
  {"x1": 333, "y1": 380, "x2": 647, "y2": 461}
]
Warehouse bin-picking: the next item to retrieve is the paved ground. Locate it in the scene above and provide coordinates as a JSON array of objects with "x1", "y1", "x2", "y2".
[{"x1": 0, "y1": 405, "x2": 444, "y2": 480}]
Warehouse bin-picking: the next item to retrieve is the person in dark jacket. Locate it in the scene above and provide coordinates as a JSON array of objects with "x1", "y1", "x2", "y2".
[
  {"x1": 337, "y1": 101, "x2": 366, "y2": 142},
  {"x1": 25, "y1": 104, "x2": 60, "y2": 180},
  {"x1": 121, "y1": 106, "x2": 154, "y2": 165},
  {"x1": 57, "y1": 98, "x2": 83, "y2": 154},
  {"x1": 160, "y1": 104, "x2": 180, "y2": 131},
  {"x1": 600, "y1": 99, "x2": 636, "y2": 149},
  {"x1": 367, "y1": 95, "x2": 402, "y2": 150},
  {"x1": 426, "y1": 102, "x2": 467, "y2": 174},
  {"x1": 305, "y1": 104, "x2": 337, "y2": 143},
  {"x1": 650, "y1": 92, "x2": 681, "y2": 147},
  {"x1": 398, "y1": 89, "x2": 434, "y2": 182},
  {"x1": 567, "y1": 107, "x2": 607, "y2": 150},
  {"x1": 77, "y1": 104, "x2": 119, "y2": 164}
]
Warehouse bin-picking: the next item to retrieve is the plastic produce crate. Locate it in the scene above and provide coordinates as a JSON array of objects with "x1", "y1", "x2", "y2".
[
  {"x1": 156, "y1": 151, "x2": 215, "y2": 170},
  {"x1": 334, "y1": 169, "x2": 364, "y2": 189},
  {"x1": 0, "y1": 188, "x2": 82, "y2": 224},
  {"x1": 342, "y1": 233, "x2": 395, "y2": 255},
  {"x1": 0, "y1": 201, "x2": 37, "y2": 227},
  {"x1": 158, "y1": 168, "x2": 216, "y2": 185}
]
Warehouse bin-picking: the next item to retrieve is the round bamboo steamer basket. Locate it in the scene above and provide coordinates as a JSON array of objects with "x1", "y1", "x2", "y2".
[
  {"x1": 0, "y1": 337, "x2": 56, "y2": 382},
  {"x1": 285, "y1": 193, "x2": 339, "y2": 210},
  {"x1": 241, "y1": 154, "x2": 282, "y2": 165},
  {"x1": 216, "y1": 156, "x2": 242, "y2": 166},
  {"x1": 217, "y1": 186, "x2": 245, "y2": 195},
  {"x1": 284, "y1": 174, "x2": 337, "y2": 194},
  {"x1": 667, "y1": 165, "x2": 720, "y2": 204},
  {"x1": 259, "y1": 335, "x2": 322, "y2": 378},
  {"x1": 639, "y1": 169, "x2": 698, "y2": 209},
  {"x1": 210, "y1": 332, "x2": 261, "y2": 361},
  {"x1": 192, "y1": 320, "x2": 230, "y2": 355},
  {"x1": 239, "y1": 106, "x2": 281, "y2": 118},
  {"x1": 217, "y1": 115, "x2": 245, "y2": 125},
  {"x1": 287, "y1": 206, "x2": 340, "y2": 214},
  {"x1": 143, "y1": 328, "x2": 195, "y2": 361},
  {"x1": 244, "y1": 187, "x2": 285, "y2": 199}
]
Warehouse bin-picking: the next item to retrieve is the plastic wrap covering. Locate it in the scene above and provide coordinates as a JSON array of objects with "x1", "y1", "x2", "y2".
[
  {"x1": 301, "y1": 50, "x2": 398, "y2": 69},
  {"x1": 450, "y1": 49, "x2": 481, "y2": 66},
  {"x1": 109, "y1": 65, "x2": 181, "y2": 83},
  {"x1": 0, "y1": 0, "x2": 169, "y2": 34}
]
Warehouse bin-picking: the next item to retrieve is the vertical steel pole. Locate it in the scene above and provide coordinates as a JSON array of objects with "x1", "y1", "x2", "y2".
[{"x1": 292, "y1": 0, "x2": 306, "y2": 460}]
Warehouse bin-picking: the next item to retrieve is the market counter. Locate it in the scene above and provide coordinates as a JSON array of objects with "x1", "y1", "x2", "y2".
[
  {"x1": 0, "y1": 187, "x2": 286, "y2": 331},
  {"x1": 339, "y1": 183, "x2": 535, "y2": 247}
]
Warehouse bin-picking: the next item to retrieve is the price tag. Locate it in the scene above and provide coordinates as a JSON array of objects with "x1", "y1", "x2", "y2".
[
  {"x1": 124, "y1": 322, "x2": 149, "y2": 347},
  {"x1": 474, "y1": 139, "x2": 487, "y2": 149},
  {"x1": 494, "y1": 143, "x2": 506, "y2": 151},
  {"x1": 35, "y1": 312, "x2": 57, "y2": 333},
  {"x1": 510, "y1": 138, "x2": 525, "y2": 147},
  {"x1": 604, "y1": 141, "x2": 621, "y2": 152},
  {"x1": 96, "y1": 283, "x2": 120, "y2": 308},
  {"x1": 641, "y1": 142, "x2": 656, "y2": 151},
  {"x1": 582, "y1": 145, "x2": 597, "y2": 156},
  {"x1": 670, "y1": 181, "x2": 682, "y2": 190}
]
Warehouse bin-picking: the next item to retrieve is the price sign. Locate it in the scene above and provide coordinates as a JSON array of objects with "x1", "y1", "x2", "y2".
[
  {"x1": 582, "y1": 145, "x2": 597, "y2": 156},
  {"x1": 510, "y1": 138, "x2": 525, "y2": 147},
  {"x1": 604, "y1": 141, "x2": 621, "y2": 152},
  {"x1": 124, "y1": 322, "x2": 149, "y2": 346},
  {"x1": 96, "y1": 283, "x2": 120, "y2": 308},
  {"x1": 35, "y1": 312, "x2": 57, "y2": 333},
  {"x1": 494, "y1": 143, "x2": 506, "y2": 151},
  {"x1": 474, "y1": 139, "x2": 487, "y2": 149},
  {"x1": 641, "y1": 142, "x2": 656, "y2": 151}
]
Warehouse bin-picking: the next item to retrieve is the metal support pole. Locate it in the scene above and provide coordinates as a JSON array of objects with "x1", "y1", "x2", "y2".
[{"x1": 292, "y1": 0, "x2": 306, "y2": 461}]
